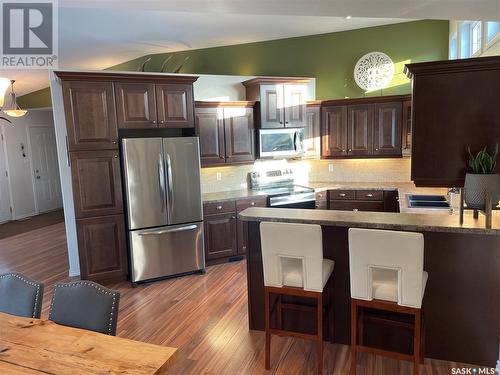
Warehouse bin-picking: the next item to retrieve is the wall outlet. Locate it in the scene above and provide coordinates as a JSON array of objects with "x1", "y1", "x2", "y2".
[
  {"x1": 216, "y1": 172, "x2": 222, "y2": 181},
  {"x1": 328, "y1": 164, "x2": 334, "y2": 173}
]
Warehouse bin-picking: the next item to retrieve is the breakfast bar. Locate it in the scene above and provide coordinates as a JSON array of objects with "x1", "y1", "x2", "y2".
[{"x1": 239, "y1": 207, "x2": 500, "y2": 367}]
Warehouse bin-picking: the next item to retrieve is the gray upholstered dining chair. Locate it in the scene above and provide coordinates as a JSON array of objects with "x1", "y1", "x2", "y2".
[
  {"x1": 49, "y1": 281, "x2": 120, "y2": 335},
  {"x1": 0, "y1": 272, "x2": 44, "y2": 318}
]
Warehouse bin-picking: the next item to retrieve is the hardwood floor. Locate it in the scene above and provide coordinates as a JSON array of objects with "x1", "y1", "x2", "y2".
[{"x1": 0, "y1": 222, "x2": 478, "y2": 374}]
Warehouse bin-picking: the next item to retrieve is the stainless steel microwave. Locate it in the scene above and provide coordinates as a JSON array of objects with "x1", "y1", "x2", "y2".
[{"x1": 258, "y1": 128, "x2": 305, "y2": 159}]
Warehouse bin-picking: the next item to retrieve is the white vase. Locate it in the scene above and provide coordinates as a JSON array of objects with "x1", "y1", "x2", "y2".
[{"x1": 464, "y1": 173, "x2": 500, "y2": 209}]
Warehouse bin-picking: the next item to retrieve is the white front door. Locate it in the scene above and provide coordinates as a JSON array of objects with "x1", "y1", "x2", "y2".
[
  {"x1": 0, "y1": 129, "x2": 12, "y2": 223},
  {"x1": 29, "y1": 126, "x2": 62, "y2": 213}
]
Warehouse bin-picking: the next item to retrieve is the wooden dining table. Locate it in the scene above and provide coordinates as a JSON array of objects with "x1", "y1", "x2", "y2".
[{"x1": 0, "y1": 312, "x2": 177, "y2": 374}]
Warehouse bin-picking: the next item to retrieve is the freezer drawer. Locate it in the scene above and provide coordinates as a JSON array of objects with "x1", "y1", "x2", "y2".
[{"x1": 130, "y1": 222, "x2": 204, "y2": 282}]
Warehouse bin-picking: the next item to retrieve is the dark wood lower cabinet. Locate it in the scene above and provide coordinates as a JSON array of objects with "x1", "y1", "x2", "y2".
[
  {"x1": 327, "y1": 189, "x2": 399, "y2": 213},
  {"x1": 76, "y1": 214, "x2": 127, "y2": 281},
  {"x1": 204, "y1": 213, "x2": 237, "y2": 261},
  {"x1": 236, "y1": 197, "x2": 267, "y2": 255}
]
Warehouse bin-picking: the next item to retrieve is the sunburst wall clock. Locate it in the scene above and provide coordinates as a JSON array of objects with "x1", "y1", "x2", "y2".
[{"x1": 354, "y1": 52, "x2": 395, "y2": 91}]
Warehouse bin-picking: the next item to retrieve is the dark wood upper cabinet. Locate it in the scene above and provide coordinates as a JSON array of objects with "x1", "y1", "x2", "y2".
[
  {"x1": 348, "y1": 104, "x2": 373, "y2": 156},
  {"x1": 321, "y1": 105, "x2": 348, "y2": 157},
  {"x1": 224, "y1": 107, "x2": 255, "y2": 164},
  {"x1": 156, "y1": 83, "x2": 194, "y2": 128},
  {"x1": 76, "y1": 214, "x2": 127, "y2": 281},
  {"x1": 195, "y1": 107, "x2": 225, "y2": 167},
  {"x1": 405, "y1": 57, "x2": 500, "y2": 187},
  {"x1": 62, "y1": 81, "x2": 118, "y2": 151},
  {"x1": 321, "y1": 95, "x2": 409, "y2": 159},
  {"x1": 303, "y1": 103, "x2": 321, "y2": 158},
  {"x1": 195, "y1": 102, "x2": 255, "y2": 167},
  {"x1": 284, "y1": 84, "x2": 307, "y2": 127},
  {"x1": 70, "y1": 150, "x2": 123, "y2": 218},
  {"x1": 204, "y1": 213, "x2": 237, "y2": 260},
  {"x1": 259, "y1": 84, "x2": 284, "y2": 128},
  {"x1": 373, "y1": 102, "x2": 402, "y2": 156},
  {"x1": 115, "y1": 82, "x2": 157, "y2": 129},
  {"x1": 402, "y1": 100, "x2": 412, "y2": 153},
  {"x1": 243, "y1": 78, "x2": 311, "y2": 129}
]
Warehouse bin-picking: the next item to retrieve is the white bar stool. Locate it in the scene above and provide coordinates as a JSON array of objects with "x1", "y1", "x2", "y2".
[
  {"x1": 348, "y1": 228, "x2": 428, "y2": 375},
  {"x1": 260, "y1": 221, "x2": 334, "y2": 375}
]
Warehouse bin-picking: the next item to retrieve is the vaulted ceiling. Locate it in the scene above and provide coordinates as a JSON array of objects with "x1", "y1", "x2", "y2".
[{"x1": 4, "y1": 0, "x2": 499, "y2": 97}]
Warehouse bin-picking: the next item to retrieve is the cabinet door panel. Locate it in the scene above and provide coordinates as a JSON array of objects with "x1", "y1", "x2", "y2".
[
  {"x1": 115, "y1": 82, "x2": 157, "y2": 129},
  {"x1": 236, "y1": 197, "x2": 267, "y2": 255},
  {"x1": 303, "y1": 105, "x2": 321, "y2": 158},
  {"x1": 195, "y1": 107, "x2": 225, "y2": 167},
  {"x1": 373, "y1": 102, "x2": 402, "y2": 156},
  {"x1": 329, "y1": 200, "x2": 384, "y2": 212},
  {"x1": 76, "y1": 214, "x2": 127, "y2": 281},
  {"x1": 260, "y1": 84, "x2": 284, "y2": 128},
  {"x1": 70, "y1": 150, "x2": 123, "y2": 218},
  {"x1": 284, "y1": 84, "x2": 307, "y2": 127},
  {"x1": 156, "y1": 84, "x2": 194, "y2": 128},
  {"x1": 204, "y1": 213, "x2": 237, "y2": 260},
  {"x1": 402, "y1": 100, "x2": 412, "y2": 154},
  {"x1": 348, "y1": 104, "x2": 373, "y2": 156},
  {"x1": 62, "y1": 81, "x2": 118, "y2": 150},
  {"x1": 224, "y1": 107, "x2": 255, "y2": 164},
  {"x1": 321, "y1": 106, "x2": 347, "y2": 157}
]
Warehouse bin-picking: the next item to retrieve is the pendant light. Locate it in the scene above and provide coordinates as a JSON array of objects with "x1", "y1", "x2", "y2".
[
  {"x1": 0, "y1": 77, "x2": 11, "y2": 107},
  {"x1": 3, "y1": 80, "x2": 27, "y2": 118}
]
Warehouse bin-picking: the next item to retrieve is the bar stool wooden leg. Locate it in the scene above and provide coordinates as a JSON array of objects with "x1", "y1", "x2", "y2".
[
  {"x1": 350, "y1": 300, "x2": 357, "y2": 375},
  {"x1": 358, "y1": 306, "x2": 364, "y2": 346},
  {"x1": 277, "y1": 295, "x2": 283, "y2": 330},
  {"x1": 420, "y1": 313, "x2": 425, "y2": 364},
  {"x1": 329, "y1": 282, "x2": 334, "y2": 344},
  {"x1": 264, "y1": 287, "x2": 271, "y2": 370},
  {"x1": 413, "y1": 310, "x2": 422, "y2": 375},
  {"x1": 317, "y1": 292, "x2": 323, "y2": 375}
]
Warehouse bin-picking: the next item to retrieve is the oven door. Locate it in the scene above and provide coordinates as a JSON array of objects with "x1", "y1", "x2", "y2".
[{"x1": 259, "y1": 128, "x2": 305, "y2": 158}]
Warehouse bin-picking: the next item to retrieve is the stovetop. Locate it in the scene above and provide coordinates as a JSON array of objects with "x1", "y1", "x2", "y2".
[{"x1": 258, "y1": 184, "x2": 314, "y2": 197}]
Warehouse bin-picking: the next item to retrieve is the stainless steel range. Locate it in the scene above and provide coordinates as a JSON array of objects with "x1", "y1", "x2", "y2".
[{"x1": 249, "y1": 167, "x2": 315, "y2": 209}]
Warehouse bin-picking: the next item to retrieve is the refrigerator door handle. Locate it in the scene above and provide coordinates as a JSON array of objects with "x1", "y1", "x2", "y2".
[
  {"x1": 158, "y1": 154, "x2": 166, "y2": 212},
  {"x1": 165, "y1": 153, "x2": 174, "y2": 220},
  {"x1": 138, "y1": 224, "x2": 198, "y2": 236}
]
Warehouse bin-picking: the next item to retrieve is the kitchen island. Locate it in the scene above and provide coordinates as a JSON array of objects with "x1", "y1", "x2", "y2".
[{"x1": 239, "y1": 207, "x2": 500, "y2": 366}]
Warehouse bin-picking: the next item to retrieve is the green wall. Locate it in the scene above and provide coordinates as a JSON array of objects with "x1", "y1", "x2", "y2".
[{"x1": 19, "y1": 20, "x2": 449, "y2": 108}]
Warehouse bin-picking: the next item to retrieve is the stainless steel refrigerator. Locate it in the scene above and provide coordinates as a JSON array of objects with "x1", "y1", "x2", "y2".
[{"x1": 122, "y1": 137, "x2": 205, "y2": 284}]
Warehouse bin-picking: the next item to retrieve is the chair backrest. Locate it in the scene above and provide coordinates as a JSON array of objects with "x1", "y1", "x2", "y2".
[
  {"x1": 49, "y1": 281, "x2": 120, "y2": 335},
  {"x1": 260, "y1": 221, "x2": 323, "y2": 292},
  {"x1": 0, "y1": 272, "x2": 44, "y2": 318},
  {"x1": 348, "y1": 228, "x2": 425, "y2": 308}
]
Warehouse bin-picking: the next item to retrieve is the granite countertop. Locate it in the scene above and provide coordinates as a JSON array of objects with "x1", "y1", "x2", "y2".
[
  {"x1": 202, "y1": 189, "x2": 268, "y2": 203},
  {"x1": 238, "y1": 207, "x2": 500, "y2": 235}
]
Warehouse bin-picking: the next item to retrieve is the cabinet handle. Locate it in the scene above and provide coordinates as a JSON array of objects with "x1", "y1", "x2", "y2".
[
  {"x1": 216, "y1": 205, "x2": 222, "y2": 210},
  {"x1": 152, "y1": 120, "x2": 156, "y2": 124},
  {"x1": 160, "y1": 120, "x2": 165, "y2": 124},
  {"x1": 375, "y1": 148, "x2": 379, "y2": 151},
  {"x1": 353, "y1": 208, "x2": 359, "y2": 212},
  {"x1": 318, "y1": 194, "x2": 323, "y2": 198},
  {"x1": 231, "y1": 216, "x2": 236, "y2": 219},
  {"x1": 348, "y1": 149, "x2": 352, "y2": 152},
  {"x1": 339, "y1": 193, "x2": 346, "y2": 197},
  {"x1": 114, "y1": 155, "x2": 118, "y2": 158},
  {"x1": 65, "y1": 136, "x2": 70, "y2": 166},
  {"x1": 285, "y1": 121, "x2": 289, "y2": 124},
  {"x1": 366, "y1": 193, "x2": 373, "y2": 197},
  {"x1": 250, "y1": 202, "x2": 255, "y2": 206},
  {"x1": 112, "y1": 140, "x2": 117, "y2": 144},
  {"x1": 279, "y1": 121, "x2": 283, "y2": 124}
]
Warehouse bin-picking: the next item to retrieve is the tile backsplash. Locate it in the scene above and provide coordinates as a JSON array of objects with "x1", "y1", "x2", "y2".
[{"x1": 201, "y1": 158, "x2": 411, "y2": 193}]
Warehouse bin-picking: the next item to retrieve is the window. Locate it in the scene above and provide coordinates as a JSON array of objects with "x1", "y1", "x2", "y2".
[
  {"x1": 450, "y1": 33, "x2": 457, "y2": 59},
  {"x1": 460, "y1": 22, "x2": 471, "y2": 58},
  {"x1": 471, "y1": 22, "x2": 482, "y2": 55},
  {"x1": 485, "y1": 21, "x2": 500, "y2": 44}
]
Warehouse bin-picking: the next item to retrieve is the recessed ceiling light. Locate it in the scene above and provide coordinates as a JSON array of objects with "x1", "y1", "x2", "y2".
[{"x1": 345, "y1": 15, "x2": 352, "y2": 20}]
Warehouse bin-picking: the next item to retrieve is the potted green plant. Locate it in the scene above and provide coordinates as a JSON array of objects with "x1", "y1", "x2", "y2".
[{"x1": 464, "y1": 144, "x2": 500, "y2": 209}]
